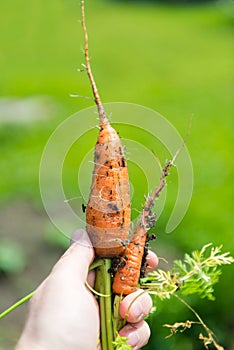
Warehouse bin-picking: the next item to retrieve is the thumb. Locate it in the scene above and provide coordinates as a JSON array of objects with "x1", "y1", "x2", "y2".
[{"x1": 52, "y1": 229, "x2": 94, "y2": 284}]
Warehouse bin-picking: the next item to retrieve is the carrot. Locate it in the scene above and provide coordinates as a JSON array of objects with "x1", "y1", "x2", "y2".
[
  {"x1": 112, "y1": 160, "x2": 177, "y2": 295},
  {"x1": 81, "y1": 1, "x2": 131, "y2": 257}
]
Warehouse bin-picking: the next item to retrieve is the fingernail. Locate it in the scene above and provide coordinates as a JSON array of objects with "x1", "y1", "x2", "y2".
[
  {"x1": 70, "y1": 230, "x2": 82, "y2": 245},
  {"x1": 123, "y1": 326, "x2": 140, "y2": 347},
  {"x1": 70, "y1": 229, "x2": 91, "y2": 247},
  {"x1": 129, "y1": 293, "x2": 152, "y2": 321}
]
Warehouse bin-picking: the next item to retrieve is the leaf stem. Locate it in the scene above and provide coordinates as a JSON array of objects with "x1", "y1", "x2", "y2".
[
  {"x1": 89, "y1": 258, "x2": 104, "y2": 271},
  {"x1": 0, "y1": 291, "x2": 35, "y2": 319},
  {"x1": 95, "y1": 259, "x2": 114, "y2": 350},
  {"x1": 174, "y1": 294, "x2": 223, "y2": 350},
  {"x1": 95, "y1": 263, "x2": 108, "y2": 349},
  {"x1": 174, "y1": 294, "x2": 209, "y2": 333},
  {"x1": 103, "y1": 259, "x2": 114, "y2": 349}
]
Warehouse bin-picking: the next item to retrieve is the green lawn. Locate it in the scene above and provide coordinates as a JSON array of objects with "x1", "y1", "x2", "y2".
[{"x1": 0, "y1": 1, "x2": 233, "y2": 349}]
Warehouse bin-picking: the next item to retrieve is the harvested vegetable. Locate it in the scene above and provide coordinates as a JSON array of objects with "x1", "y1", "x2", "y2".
[{"x1": 81, "y1": 1, "x2": 131, "y2": 258}]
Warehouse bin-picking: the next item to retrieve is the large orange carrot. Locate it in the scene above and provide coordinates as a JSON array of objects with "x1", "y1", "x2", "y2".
[
  {"x1": 81, "y1": 1, "x2": 131, "y2": 257},
  {"x1": 112, "y1": 161, "x2": 173, "y2": 294}
]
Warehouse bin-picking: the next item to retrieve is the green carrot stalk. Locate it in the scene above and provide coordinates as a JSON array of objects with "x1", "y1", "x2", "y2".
[{"x1": 0, "y1": 291, "x2": 34, "y2": 320}]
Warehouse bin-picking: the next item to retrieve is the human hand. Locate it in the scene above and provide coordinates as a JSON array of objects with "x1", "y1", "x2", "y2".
[{"x1": 16, "y1": 230, "x2": 158, "y2": 350}]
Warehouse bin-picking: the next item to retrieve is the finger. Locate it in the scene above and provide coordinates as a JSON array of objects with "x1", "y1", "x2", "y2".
[
  {"x1": 119, "y1": 320, "x2": 150, "y2": 350},
  {"x1": 87, "y1": 270, "x2": 96, "y2": 288},
  {"x1": 72, "y1": 230, "x2": 96, "y2": 287},
  {"x1": 145, "y1": 250, "x2": 159, "y2": 272},
  {"x1": 52, "y1": 229, "x2": 94, "y2": 283},
  {"x1": 119, "y1": 289, "x2": 152, "y2": 323}
]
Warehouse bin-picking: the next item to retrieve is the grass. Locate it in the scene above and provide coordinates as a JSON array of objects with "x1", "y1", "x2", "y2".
[{"x1": 0, "y1": 0, "x2": 233, "y2": 349}]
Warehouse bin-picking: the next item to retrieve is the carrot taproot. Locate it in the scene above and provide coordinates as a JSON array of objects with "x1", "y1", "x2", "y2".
[
  {"x1": 112, "y1": 160, "x2": 175, "y2": 295},
  {"x1": 112, "y1": 126, "x2": 191, "y2": 295},
  {"x1": 81, "y1": 1, "x2": 131, "y2": 257}
]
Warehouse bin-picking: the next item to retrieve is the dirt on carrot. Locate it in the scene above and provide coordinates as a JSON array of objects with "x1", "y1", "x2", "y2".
[
  {"x1": 81, "y1": 0, "x2": 187, "y2": 285},
  {"x1": 112, "y1": 161, "x2": 174, "y2": 295},
  {"x1": 86, "y1": 122, "x2": 131, "y2": 257},
  {"x1": 81, "y1": 1, "x2": 131, "y2": 258}
]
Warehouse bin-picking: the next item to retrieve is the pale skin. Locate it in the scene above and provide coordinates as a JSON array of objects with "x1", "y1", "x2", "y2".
[{"x1": 16, "y1": 230, "x2": 158, "y2": 350}]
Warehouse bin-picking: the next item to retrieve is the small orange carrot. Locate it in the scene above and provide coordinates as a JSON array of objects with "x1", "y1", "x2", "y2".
[
  {"x1": 112, "y1": 161, "x2": 174, "y2": 295},
  {"x1": 81, "y1": 1, "x2": 131, "y2": 257}
]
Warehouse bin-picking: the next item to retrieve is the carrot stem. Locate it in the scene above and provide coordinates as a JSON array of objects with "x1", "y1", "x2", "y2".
[
  {"x1": 103, "y1": 259, "x2": 114, "y2": 349},
  {"x1": 95, "y1": 259, "x2": 114, "y2": 350},
  {"x1": 0, "y1": 291, "x2": 34, "y2": 319},
  {"x1": 95, "y1": 264, "x2": 108, "y2": 349},
  {"x1": 113, "y1": 295, "x2": 126, "y2": 332},
  {"x1": 89, "y1": 258, "x2": 103, "y2": 271}
]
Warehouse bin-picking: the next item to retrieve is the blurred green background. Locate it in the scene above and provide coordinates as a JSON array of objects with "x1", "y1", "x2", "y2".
[{"x1": 0, "y1": 0, "x2": 233, "y2": 349}]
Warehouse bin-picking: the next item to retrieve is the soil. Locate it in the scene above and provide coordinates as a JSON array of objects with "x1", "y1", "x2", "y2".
[{"x1": 0, "y1": 201, "x2": 65, "y2": 349}]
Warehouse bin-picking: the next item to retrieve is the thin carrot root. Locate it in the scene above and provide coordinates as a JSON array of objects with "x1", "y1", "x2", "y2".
[
  {"x1": 112, "y1": 160, "x2": 175, "y2": 295},
  {"x1": 81, "y1": 1, "x2": 131, "y2": 257}
]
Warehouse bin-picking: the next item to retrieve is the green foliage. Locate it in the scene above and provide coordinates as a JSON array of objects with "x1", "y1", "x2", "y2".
[
  {"x1": 174, "y1": 243, "x2": 233, "y2": 300},
  {"x1": 141, "y1": 243, "x2": 234, "y2": 300},
  {"x1": 140, "y1": 244, "x2": 233, "y2": 349},
  {"x1": 113, "y1": 334, "x2": 132, "y2": 350}
]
